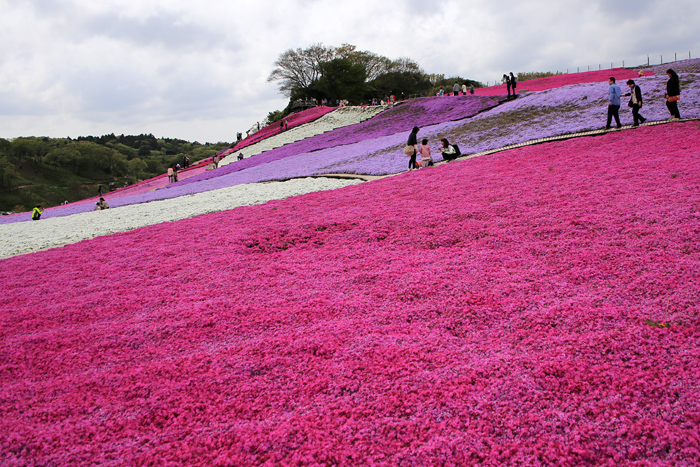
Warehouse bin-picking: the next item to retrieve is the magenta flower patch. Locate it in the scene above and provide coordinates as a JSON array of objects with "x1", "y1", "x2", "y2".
[{"x1": 1, "y1": 122, "x2": 700, "y2": 465}]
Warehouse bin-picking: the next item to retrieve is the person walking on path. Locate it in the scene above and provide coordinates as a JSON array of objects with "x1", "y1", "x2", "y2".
[
  {"x1": 453, "y1": 83, "x2": 459, "y2": 96},
  {"x1": 462, "y1": 83, "x2": 468, "y2": 95},
  {"x1": 606, "y1": 77, "x2": 622, "y2": 129},
  {"x1": 212, "y1": 154, "x2": 220, "y2": 169},
  {"x1": 167, "y1": 166, "x2": 174, "y2": 183},
  {"x1": 406, "y1": 126, "x2": 419, "y2": 170},
  {"x1": 665, "y1": 69, "x2": 681, "y2": 120},
  {"x1": 97, "y1": 184, "x2": 103, "y2": 196},
  {"x1": 625, "y1": 79, "x2": 646, "y2": 126},
  {"x1": 32, "y1": 205, "x2": 43, "y2": 220},
  {"x1": 510, "y1": 72, "x2": 517, "y2": 96}
]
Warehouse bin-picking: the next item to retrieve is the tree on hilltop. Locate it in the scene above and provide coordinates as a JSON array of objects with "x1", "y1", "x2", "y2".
[
  {"x1": 267, "y1": 43, "x2": 337, "y2": 97},
  {"x1": 268, "y1": 43, "x2": 443, "y2": 112}
]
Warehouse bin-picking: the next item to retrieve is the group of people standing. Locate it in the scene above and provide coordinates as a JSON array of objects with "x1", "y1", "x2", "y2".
[
  {"x1": 405, "y1": 127, "x2": 461, "y2": 169},
  {"x1": 606, "y1": 69, "x2": 682, "y2": 129},
  {"x1": 502, "y1": 73, "x2": 517, "y2": 97},
  {"x1": 438, "y1": 83, "x2": 476, "y2": 96}
]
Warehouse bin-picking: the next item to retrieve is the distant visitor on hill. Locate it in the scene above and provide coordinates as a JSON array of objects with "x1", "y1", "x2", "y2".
[
  {"x1": 212, "y1": 155, "x2": 220, "y2": 169},
  {"x1": 32, "y1": 205, "x2": 43, "y2": 221},
  {"x1": 167, "y1": 167, "x2": 174, "y2": 183},
  {"x1": 238, "y1": 153, "x2": 244, "y2": 161},
  {"x1": 503, "y1": 74, "x2": 511, "y2": 97},
  {"x1": 510, "y1": 72, "x2": 517, "y2": 95},
  {"x1": 462, "y1": 83, "x2": 467, "y2": 94},
  {"x1": 453, "y1": 83, "x2": 459, "y2": 96},
  {"x1": 93, "y1": 198, "x2": 109, "y2": 211}
]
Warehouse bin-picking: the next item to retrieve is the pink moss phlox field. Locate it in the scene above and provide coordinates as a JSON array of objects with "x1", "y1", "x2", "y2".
[
  {"x1": 233, "y1": 106, "x2": 338, "y2": 151},
  {"x1": 2, "y1": 122, "x2": 700, "y2": 465},
  {"x1": 474, "y1": 68, "x2": 654, "y2": 95}
]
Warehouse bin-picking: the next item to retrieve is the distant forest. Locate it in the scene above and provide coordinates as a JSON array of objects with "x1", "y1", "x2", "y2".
[{"x1": 0, "y1": 133, "x2": 231, "y2": 212}]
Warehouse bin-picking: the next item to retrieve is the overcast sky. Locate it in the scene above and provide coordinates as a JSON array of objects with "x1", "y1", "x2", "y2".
[{"x1": 1, "y1": 0, "x2": 698, "y2": 143}]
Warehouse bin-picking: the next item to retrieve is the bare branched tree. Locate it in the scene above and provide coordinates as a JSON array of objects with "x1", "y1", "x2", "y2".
[{"x1": 267, "y1": 43, "x2": 337, "y2": 97}]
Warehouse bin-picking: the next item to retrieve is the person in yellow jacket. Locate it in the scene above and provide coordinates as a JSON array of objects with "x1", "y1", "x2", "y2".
[{"x1": 32, "y1": 205, "x2": 43, "y2": 220}]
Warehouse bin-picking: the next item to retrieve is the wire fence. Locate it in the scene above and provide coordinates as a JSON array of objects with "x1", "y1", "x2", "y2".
[{"x1": 483, "y1": 50, "x2": 696, "y2": 86}]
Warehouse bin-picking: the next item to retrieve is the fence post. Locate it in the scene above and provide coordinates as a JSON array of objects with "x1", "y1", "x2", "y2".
[
  {"x1": 675, "y1": 53, "x2": 677, "y2": 61},
  {"x1": 623, "y1": 60, "x2": 624, "y2": 68},
  {"x1": 661, "y1": 55, "x2": 663, "y2": 64},
  {"x1": 647, "y1": 55, "x2": 649, "y2": 66}
]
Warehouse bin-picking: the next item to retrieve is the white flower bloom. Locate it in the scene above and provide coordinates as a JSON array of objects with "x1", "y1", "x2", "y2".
[
  {"x1": 221, "y1": 106, "x2": 388, "y2": 165},
  {"x1": 0, "y1": 178, "x2": 362, "y2": 259}
]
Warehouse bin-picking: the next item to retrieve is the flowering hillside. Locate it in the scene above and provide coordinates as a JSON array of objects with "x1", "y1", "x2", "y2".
[
  {"x1": 218, "y1": 106, "x2": 389, "y2": 167},
  {"x1": 187, "y1": 95, "x2": 500, "y2": 183},
  {"x1": 233, "y1": 105, "x2": 338, "y2": 152},
  {"x1": 475, "y1": 68, "x2": 654, "y2": 95},
  {"x1": 0, "y1": 178, "x2": 362, "y2": 258},
  {"x1": 649, "y1": 57, "x2": 700, "y2": 75},
  {"x1": 0, "y1": 71, "x2": 696, "y2": 228},
  {"x1": 354, "y1": 74, "x2": 700, "y2": 170},
  {"x1": 1, "y1": 122, "x2": 699, "y2": 465}
]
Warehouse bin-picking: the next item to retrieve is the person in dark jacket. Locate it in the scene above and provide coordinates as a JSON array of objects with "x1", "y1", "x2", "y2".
[
  {"x1": 665, "y1": 69, "x2": 681, "y2": 119},
  {"x1": 625, "y1": 79, "x2": 647, "y2": 126},
  {"x1": 406, "y1": 126, "x2": 419, "y2": 170},
  {"x1": 503, "y1": 74, "x2": 511, "y2": 97},
  {"x1": 509, "y1": 72, "x2": 517, "y2": 96}
]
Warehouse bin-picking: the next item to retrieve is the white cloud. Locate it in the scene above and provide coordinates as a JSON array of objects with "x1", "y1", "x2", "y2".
[{"x1": 0, "y1": 0, "x2": 698, "y2": 142}]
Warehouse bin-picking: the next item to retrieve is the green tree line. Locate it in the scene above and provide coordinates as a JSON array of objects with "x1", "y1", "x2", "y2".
[{"x1": 0, "y1": 134, "x2": 231, "y2": 213}]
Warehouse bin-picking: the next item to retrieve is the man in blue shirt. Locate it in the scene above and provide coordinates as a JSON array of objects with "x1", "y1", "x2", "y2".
[{"x1": 606, "y1": 77, "x2": 622, "y2": 129}]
